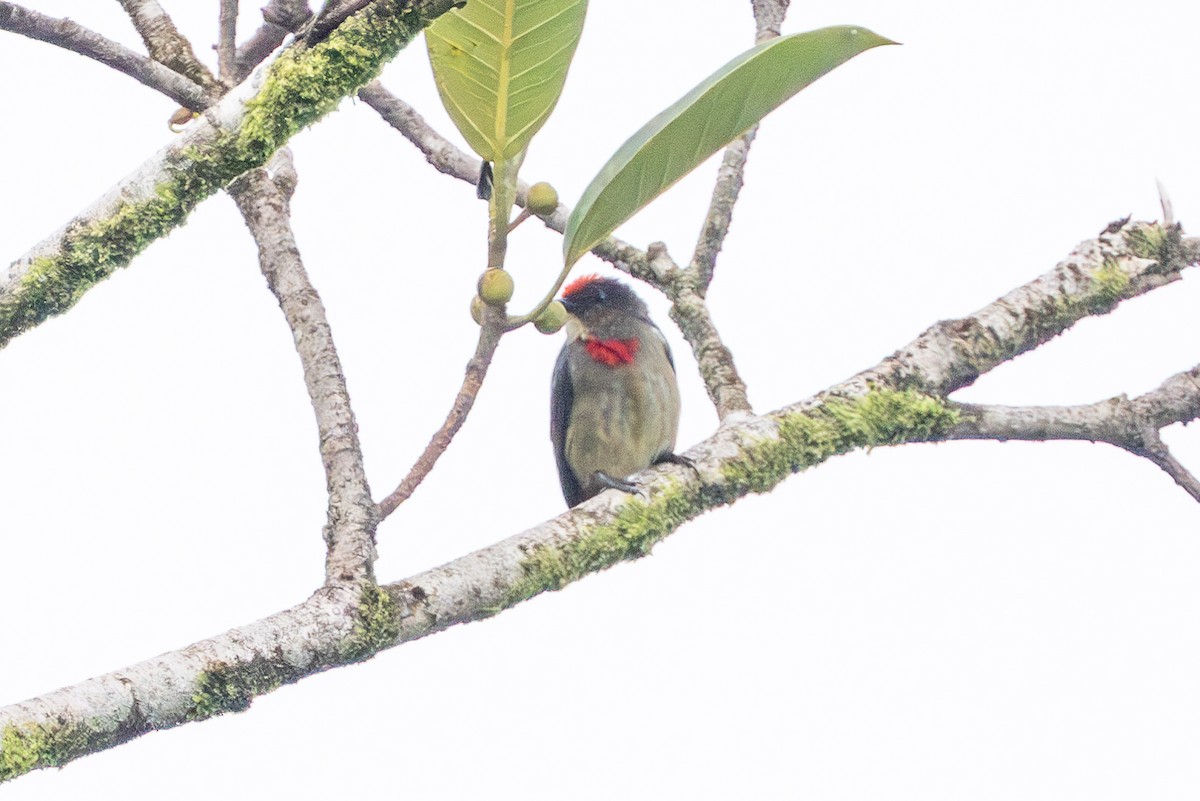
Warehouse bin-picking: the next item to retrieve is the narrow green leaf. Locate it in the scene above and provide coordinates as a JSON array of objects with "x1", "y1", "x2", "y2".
[
  {"x1": 563, "y1": 25, "x2": 896, "y2": 267},
  {"x1": 426, "y1": 0, "x2": 588, "y2": 162}
]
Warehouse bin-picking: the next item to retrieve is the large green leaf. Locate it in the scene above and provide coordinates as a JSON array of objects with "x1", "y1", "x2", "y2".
[
  {"x1": 563, "y1": 25, "x2": 895, "y2": 267},
  {"x1": 426, "y1": 0, "x2": 588, "y2": 162}
]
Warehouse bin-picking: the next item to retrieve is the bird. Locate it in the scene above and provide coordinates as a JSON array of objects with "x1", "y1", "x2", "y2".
[{"x1": 550, "y1": 275, "x2": 688, "y2": 508}]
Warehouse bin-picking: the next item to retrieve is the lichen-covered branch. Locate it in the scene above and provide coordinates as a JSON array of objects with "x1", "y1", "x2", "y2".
[
  {"x1": 751, "y1": 0, "x2": 790, "y2": 39},
  {"x1": 377, "y1": 320, "x2": 504, "y2": 519},
  {"x1": 0, "y1": 584, "x2": 373, "y2": 783},
  {"x1": 229, "y1": 157, "x2": 377, "y2": 585},
  {"x1": 218, "y1": 0, "x2": 239, "y2": 84},
  {"x1": 844, "y1": 224, "x2": 1200, "y2": 397},
  {"x1": 668, "y1": 282, "x2": 754, "y2": 418},
  {"x1": 690, "y1": 0, "x2": 786, "y2": 292},
  {"x1": 946, "y1": 363, "x2": 1200, "y2": 501},
  {"x1": 3, "y1": 218, "x2": 1193, "y2": 783},
  {"x1": 116, "y1": 0, "x2": 220, "y2": 94},
  {"x1": 0, "y1": 0, "x2": 460, "y2": 350},
  {"x1": 0, "y1": 3, "x2": 209, "y2": 108},
  {"x1": 689, "y1": 128, "x2": 756, "y2": 291}
]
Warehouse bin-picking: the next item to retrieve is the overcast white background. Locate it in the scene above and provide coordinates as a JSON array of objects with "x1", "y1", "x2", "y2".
[{"x1": 2, "y1": 1, "x2": 1199, "y2": 798}]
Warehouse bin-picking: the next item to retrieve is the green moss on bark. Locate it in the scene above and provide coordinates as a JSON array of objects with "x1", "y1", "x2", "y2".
[
  {"x1": 1126, "y1": 221, "x2": 1192, "y2": 275},
  {"x1": 189, "y1": 657, "x2": 295, "y2": 720},
  {"x1": 341, "y1": 583, "x2": 402, "y2": 662},
  {"x1": 507, "y1": 484, "x2": 697, "y2": 606},
  {"x1": 507, "y1": 389, "x2": 958, "y2": 606},
  {"x1": 1090, "y1": 257, "x2": 1132, "y2": 309},
  {"x1": 723, "y1": 388, "x2": 957, "y2": 494},
  {"x1": 0, "y1": 722, "x2": 91, "y2": 783}
]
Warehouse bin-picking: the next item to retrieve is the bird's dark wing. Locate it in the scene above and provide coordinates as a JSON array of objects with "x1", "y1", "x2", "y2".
[
  {"x1": 550, "y1": 343, "x2": 583, "y2": 507},
  {"x1": 649, "y1": 320, "x2": 676, "y2": 372}
]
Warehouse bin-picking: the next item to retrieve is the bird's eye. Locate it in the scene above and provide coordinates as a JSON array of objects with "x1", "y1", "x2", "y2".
[{"x1": 596, "y1": 288, "x2": 607, "y2": 302}]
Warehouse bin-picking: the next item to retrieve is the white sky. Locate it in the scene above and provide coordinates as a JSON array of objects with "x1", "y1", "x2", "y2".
[{"x1": 2, "y1": 1, "x2": 1200, "y2": 798}]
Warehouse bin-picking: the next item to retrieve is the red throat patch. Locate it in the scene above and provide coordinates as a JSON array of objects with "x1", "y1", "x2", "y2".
[{"x1": 584, "y1": 337, "x2": 640, "y2": 367}]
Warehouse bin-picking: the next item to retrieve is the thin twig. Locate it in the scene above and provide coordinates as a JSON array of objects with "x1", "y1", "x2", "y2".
[
  {"x1": 0, "y1": 3, "x2": 209, "y2": 108},
  {"x1": 303, "y1": 0, "x2": 375, "y2": 45},
  {"x1": 377, "y1": 320, "x2": 504, "y2": 519},
  {"x1": 117, "y1": 0, "x2": 219, "y2": 95},
  {"x1": 750, "y1": 0, "x2": 790, "y2": 40},
  {"x1": 689, "y1": 127, "x2": 757, "y2": 291},
  {"x1": 1157, "y1": 178, "x2": 1175, "y2": 227},
  {"x1": 218, "y1": 0, "x2": 239, "y2": 84},
  {"x1": 670, "y1": 283, "x2": 754, "y2": 417},
  {"x1": 229, "y1": 154, "x2": 378, "y2": 585},
  {"x1": 1137, "y1": 437, "x2": 1200, "y2": 503},
  {"x1": 359, "y1": 81, "x2": 492, "y2": 184},
  {"x1": 235, "y1": 0, "x2": 312, "y2": 80}
]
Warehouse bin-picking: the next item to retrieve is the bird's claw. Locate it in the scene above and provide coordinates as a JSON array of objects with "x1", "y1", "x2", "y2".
[{"x1": 655, "y1": 452, "x2": 699, "y2": 476}]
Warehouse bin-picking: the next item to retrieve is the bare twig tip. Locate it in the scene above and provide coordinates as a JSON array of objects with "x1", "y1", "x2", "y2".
[{"x1": 1156, "y1": 178, "x2": 1175, "y2": 227}]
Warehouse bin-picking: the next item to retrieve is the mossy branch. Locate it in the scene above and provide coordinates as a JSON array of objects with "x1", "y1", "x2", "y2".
[{"x1": 0, "y1": 0, "x2": 461, "y2": 349}]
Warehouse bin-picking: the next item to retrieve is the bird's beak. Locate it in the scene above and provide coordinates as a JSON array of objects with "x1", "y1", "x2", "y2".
[{"x1": 559, "y1": 297, "x2": 580, "y2": 315}]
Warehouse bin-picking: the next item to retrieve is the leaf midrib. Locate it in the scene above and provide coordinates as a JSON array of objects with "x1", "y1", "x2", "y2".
[{"x1": 494, "y1": 0, "x2": 516, "y2": 156}]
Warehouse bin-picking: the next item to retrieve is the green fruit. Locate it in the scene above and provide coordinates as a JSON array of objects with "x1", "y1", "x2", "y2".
[
  {"x1": 469, "y1": 295, "x2": 486, "y2": 325},
  {"x1": 526, "y1": 182, "x2": 559, "y2": 215},
  {"x1": 477, "y1": 269, "x2": 514, "y2": 306},
  {"x1": 534, "y1": 300, "x2": 568, "y2": 334}
]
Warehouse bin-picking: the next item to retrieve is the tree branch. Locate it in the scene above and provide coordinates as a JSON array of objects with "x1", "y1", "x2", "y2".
[
  {"x1": 116, "y1": 0, "x2": 220, "y2": 95},
  {"x1": 750, "y1": 0, "x2": 790, "y2": 40},
  {"x1": 2, "y1": 217, "x2": 1193, "y2": 782},
  {"x1": 0, "y1": 0, "x2": 460, "y2": 350},
  {"x1": 229, "y1": 155, "x2": 377, "y2": 585},
  {"x1": 668, "y1": 277, "x2": 755, "y2": 418},
  {"x1": 689, "y1": 128, "x2": 756, "y2": 291},
  {"x1": 844, "y1": 225, "x2": 1199, "y2": 397},
  {"x1": 0, "y1": 3, "x2": 209, "y2": 109},
  {"x1": 218, "y1": 0, "x2": 239, "y2": 85}
]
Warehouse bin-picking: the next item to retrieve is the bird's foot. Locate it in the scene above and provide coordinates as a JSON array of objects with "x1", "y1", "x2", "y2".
[
  {"x1": 654, "y1": 451, "x2": 699, "y2": 476},
  {"x1": 592, "y1": 471, "x2": 641, "y2": 497}
]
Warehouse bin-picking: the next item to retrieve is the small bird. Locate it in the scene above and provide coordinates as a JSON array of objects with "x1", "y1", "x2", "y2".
[{"x1": 551, "y1": 275, "x2": 687, "y2": 507}]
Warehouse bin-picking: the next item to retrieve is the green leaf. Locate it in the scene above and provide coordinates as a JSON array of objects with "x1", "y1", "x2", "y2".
[
  {"x1": 426, "y1": 0, "x2": 588, "y2": 162},
  {"x1": 563, "y1": 25, "x2": 896, "y2": 267}
]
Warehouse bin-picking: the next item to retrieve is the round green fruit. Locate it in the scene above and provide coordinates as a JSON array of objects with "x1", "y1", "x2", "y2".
[
  {"x1": 477, "y1": 269, "x2": 514, "y2": 306},
  {"x1": 534, "y1": 300, "x2": 568, "y2": 334},
  {"x1": 526, "y1": 182, "x2": 559, "y2": 215},
  {"x1": 469, "y1": 295, "x2": 486, "y2": 325}
]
